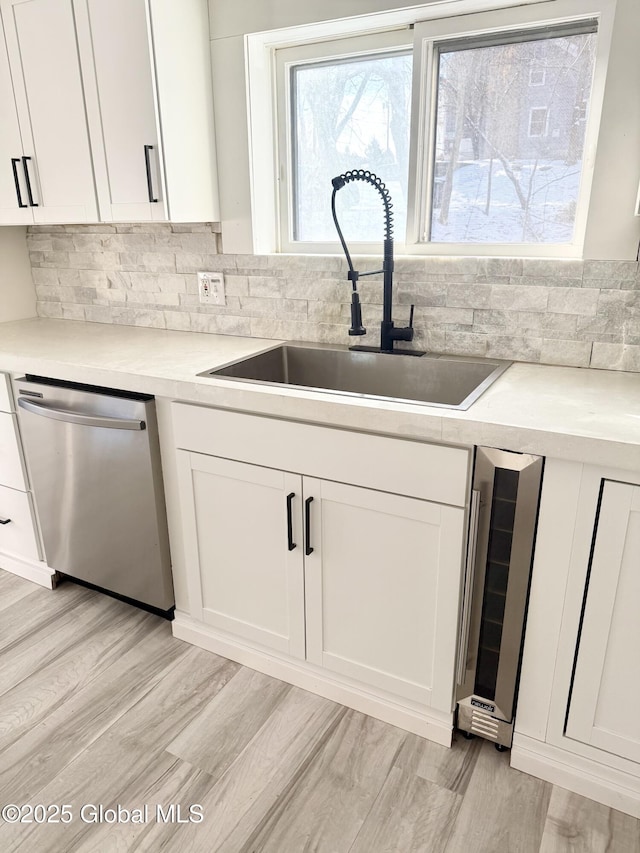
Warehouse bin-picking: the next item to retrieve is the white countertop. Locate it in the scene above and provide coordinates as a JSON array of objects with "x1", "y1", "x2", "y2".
[{"x1": 1, "y1": 318, "x2": 639, "y2": 471}]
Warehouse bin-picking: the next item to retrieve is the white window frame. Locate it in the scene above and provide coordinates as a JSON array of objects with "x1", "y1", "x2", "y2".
[
  {"x1": 528, "y1": 106, "x2": 550, "y2": 137},
  {"x1": 245, "y1": 0, "x2": 616, "y2": 258}
]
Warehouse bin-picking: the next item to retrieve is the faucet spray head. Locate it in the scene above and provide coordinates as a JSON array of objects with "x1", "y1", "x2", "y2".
[{"x1": 348, "y1": 292, "x2": 366, "y2": 336}]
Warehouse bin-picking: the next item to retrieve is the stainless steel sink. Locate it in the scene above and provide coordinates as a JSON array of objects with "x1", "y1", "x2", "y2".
[{"x1": 200, "y1": 345, "x2": 511, "y2": 410}]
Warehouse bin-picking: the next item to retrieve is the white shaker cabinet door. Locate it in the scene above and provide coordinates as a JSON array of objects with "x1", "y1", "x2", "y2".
[
  {"x1": 566, "y1": 480, "x2": 640, "y2": 763},
  {"x1": 0, "y1": 413, "x2": 27, "y2": 491},
  {"x1": 303, "y1": 478, "x2": 465, "y2": 712},
  {"x1": 0, "y1": 13, "x2": 31, "y2": 224},
  {"x1": 0, "y1": 484, "x2": 40, "y2": 561},
  {"x1": 0, "y1": 0, "x2": 98, "y2": 223},
  {"x1": 177, "y1": 451, "x2": 306, "y2": 660},
  {"x1": 76, "y1": 0, "x2": 166, "y2": 221}
]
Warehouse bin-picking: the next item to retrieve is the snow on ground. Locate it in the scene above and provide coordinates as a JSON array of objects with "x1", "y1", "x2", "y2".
[{"x1": 430, "y1": 159, "x2": 581, "y2": 244}]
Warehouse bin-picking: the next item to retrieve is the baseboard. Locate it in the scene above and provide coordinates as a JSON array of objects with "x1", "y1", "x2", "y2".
[
  {"x1": 0, "y1": 551, "x2": 54, "y2": 589},
  {"x1": 511, "y1": 734, "x2": 640, "y2": 818},
  {"x1": 172, "y1": 613, "x2": 453, "y2": 747}
]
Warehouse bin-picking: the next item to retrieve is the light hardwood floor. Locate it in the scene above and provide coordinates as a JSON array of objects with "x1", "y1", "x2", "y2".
[{"x1": 0, "y1": 569, "x2": 638, "y2": 853}]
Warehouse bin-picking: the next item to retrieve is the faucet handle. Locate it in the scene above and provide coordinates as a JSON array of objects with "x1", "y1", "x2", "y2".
[{"x1": 391, "y1": 304, "x2": 415, "y2": 343}]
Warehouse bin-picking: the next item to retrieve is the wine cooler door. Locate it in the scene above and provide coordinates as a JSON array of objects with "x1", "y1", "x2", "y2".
[{"x1": 457, "y1": 448, "x2": 543, "y2": 741}]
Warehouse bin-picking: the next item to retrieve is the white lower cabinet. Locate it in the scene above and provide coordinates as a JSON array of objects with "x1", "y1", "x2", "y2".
[
  {"x1": 171, "y1": 403, "x2": 469, "y2": 744},
  {"x1": 513, "y1": 459, "x2": 640, "y2": 818},
  {"x1": 177, "y1": 452, "x2": 305, "y2": 659},
  {"x1": 304, "y1": 477, "x2": 464, "y2": 709},
  {"x1": 0, "y1": 411, "x2": 28, "y2": 491},
  {"x1": 0, "y1": 371, "x2": 51, "y2": 587},
  {"x1": 565, "y1": 479, "x2": 640, "y2": 765},
  {"x1": 0, "y1": 482, "x2": 40, "y2": 562}
]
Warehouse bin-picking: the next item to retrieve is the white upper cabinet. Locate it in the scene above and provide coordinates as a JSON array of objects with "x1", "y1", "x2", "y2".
[
  {"x1": 0, "y1": 0, "x2": 98, "y2": 223},
  {"x1": 0, "y1": 0, "x2": 219, "y2": 225},
  {"x1": 76, "y1": 0, "x2": 166, "y2": 221},
  {"x1": 0, "y1": 13, "x2": 31, "y2": 224},
  {"x1": 76, "y1": 0, "x2": 219, "y2": 223}
]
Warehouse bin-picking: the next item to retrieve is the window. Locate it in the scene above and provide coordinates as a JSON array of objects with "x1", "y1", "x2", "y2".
[
  {"x1": 575, "y1": 98, "x2": 588, "y2": 123},
  {"x1": 275, "y1": 30, "x2": 412, "y2": 252},
  {"x1": 529, "y1": 67, "x2": 546, "y2": 85},
  {"x1": 528, "y1": 106, "x2": 549, "y2": 137},
  {"x1": 426, "y1": 29, "x2": 595, "y2": 245},
  {"x1": 290, "y1": 51, "x2": 412, "y2": 243},
  {"x1": 249, "y1": 0, "x2": 615, "y2": 257}
]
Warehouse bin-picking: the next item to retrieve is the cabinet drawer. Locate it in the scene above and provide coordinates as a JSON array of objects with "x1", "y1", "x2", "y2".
[
  {"x1": 0, "y1": 373, "x2": 13, "y2": 413},
  {"x1": 0, "y1": 412, "x2": 27, "y2": 490},
  {"x1": 172, "y1": 404, "x2": 470, "y2": 507},
  {"x1": 0, "y1": 484, "x2": 40, "y2": 561}
]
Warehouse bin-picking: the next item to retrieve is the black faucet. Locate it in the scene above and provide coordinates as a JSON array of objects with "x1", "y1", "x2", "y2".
[{"x1": 331, "y1": 170, "x2": 423, "y2": 356}]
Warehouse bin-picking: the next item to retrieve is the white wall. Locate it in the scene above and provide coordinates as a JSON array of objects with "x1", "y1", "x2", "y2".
[
  {"x1": 209, "y1": 0, "x2": 440, "y2": 38},
  {"x1": 0, "y1": 227, "x2": 36, "y2": 322},
  {"x1": 583, "y1": 0, "x2": 640, "y2": 258},
  {"x1": 209, "y1": 0, "x2": 640, "y2": 259}
]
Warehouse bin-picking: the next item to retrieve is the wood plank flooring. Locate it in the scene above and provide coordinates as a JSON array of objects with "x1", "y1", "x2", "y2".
[{"x1": 0, "y1": 569, "x2": 638, "y2": 853}]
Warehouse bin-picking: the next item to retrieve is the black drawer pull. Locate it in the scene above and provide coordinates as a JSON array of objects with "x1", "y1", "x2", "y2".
[
  {"x1": 304, "y1": 496, "x2": 314, "y2": 556},
  {"x1": 11, "y1": 159, "x2": 27, "y2": 208},
  {"x1": 22, "y1": 156, "x2": 38, "y2": 206},
  {"x1": 144, "y1": 145, "x2": 158, "y2": 203},
  {"x1": 286, "y1": 492, "x2": 296, "y2": 551},
  {"x1": 0, "y1": 517, "x2": 12, "y2": 525}
]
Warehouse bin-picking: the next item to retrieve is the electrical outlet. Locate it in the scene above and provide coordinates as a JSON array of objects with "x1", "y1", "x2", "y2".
[{"x1": 197, "y1": 272, "x2": 226, "y2": 306}]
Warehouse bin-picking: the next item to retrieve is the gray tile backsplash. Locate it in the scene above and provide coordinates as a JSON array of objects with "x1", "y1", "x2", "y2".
[{"x1": 29, "y1": 224, "x2": 640, "y2": 371}]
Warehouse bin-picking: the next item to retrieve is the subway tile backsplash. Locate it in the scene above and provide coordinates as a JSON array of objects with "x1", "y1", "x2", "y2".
[{"x1": 29, "y1": 224, "x2": 640, "y2": 371}]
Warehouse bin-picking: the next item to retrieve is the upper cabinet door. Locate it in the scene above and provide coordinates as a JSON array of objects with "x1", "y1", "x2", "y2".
[
  {"x1": 76, "y1": 0, "x2": 167, "y2": 222},
  {"x1": 0, "y1": 0, "x2": 98, "y2": 223},
  {"x1": 75, "y1": 0, "x2": 219, "y2": 223},
  {"x1": 0, "y1": 13, "x2": 32, "y2": 224},
  {"x1": 566, "y1": 480, "x2": 640, "y2": 764}
]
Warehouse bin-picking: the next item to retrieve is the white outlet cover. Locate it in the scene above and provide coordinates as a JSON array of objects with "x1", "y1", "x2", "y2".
[{"x1": 198, "y1": 271, "x2": 226, "y2": 306}]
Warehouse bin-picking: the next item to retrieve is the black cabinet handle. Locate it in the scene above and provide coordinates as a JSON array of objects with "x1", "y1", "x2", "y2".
[
  {"x1": 304, "y1": 497, "x2": 314, "y2": 556},
  {"x1": 0, "y1": 517, "x2": 12, "y2": 525},
  {"x1": 144, "y1": 145, "x2": 158, "y2": 203},
  {"x1": 11, "y1": 159, "x2": 27, "y2": 208},
  {"x1": 286, "y1": 492, "x2": 296, "y2": 551},
  {"x1": 22, "y1": 156, "x2": 38, "y2": 206}
]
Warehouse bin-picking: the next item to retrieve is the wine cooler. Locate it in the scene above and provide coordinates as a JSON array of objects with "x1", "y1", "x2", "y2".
[{"x1": 456, "y1": 447, "x2": 543, "y2": 749}]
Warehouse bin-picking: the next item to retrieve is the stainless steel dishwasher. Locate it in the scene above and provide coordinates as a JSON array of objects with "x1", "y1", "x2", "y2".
[{"x1": 15, "y1": 376, "x2": 174, "y2": 616}]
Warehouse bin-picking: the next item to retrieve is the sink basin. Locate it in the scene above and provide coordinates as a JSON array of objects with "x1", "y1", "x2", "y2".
[{"x1": 201, "y1": 345, "x2": 510, "y2": 410}]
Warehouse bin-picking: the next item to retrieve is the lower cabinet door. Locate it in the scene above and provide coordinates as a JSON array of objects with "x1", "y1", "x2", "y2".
[
  {"x1": 177, "y1": 451, "x2": 305, "y2": 659},
  {"x1": 303, "y1": 477, "x2": 465, "y2": 711},
  {"x1": 0, "y1": 412, "x2": 28, "y2": 491},
  {"x1": 0, "y1": 484, "x2": 40, "y2": 561},
  {"x1": 566, "y1": 480, "x2": 640, "y2": 763}
]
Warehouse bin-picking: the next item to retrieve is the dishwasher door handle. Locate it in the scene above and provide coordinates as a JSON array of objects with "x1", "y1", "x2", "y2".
[{"x1": 18, "y1": 397, "x2": 146, "y2": 430}]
